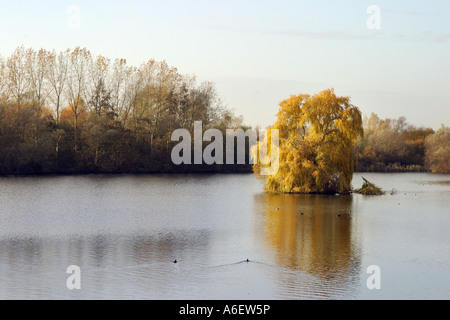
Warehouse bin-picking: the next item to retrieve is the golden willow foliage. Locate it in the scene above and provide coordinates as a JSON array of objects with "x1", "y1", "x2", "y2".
[{"x1": 253, "y1": 89, "x2": 363, "y2": 194}]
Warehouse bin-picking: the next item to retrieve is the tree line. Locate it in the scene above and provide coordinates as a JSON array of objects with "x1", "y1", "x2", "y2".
[
  {"x1": 355, "y1": 113, "x2": 450, "y2": 173},
  {"x1": 0, "y1": 46, "x2": 250, "y2": 175},
  {"x1": 0, "y1": 46, "x2": 448, "y2": 176}
]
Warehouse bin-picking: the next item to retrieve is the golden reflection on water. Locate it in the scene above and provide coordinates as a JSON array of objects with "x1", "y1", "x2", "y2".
[{"x1": 253, "y1": 192, "x2": 361, "y2": 298}]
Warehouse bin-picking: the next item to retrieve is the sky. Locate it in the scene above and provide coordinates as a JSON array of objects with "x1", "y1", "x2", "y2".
[{"x1": 0, "y1": 0, "x2": 449, "y2": 129}]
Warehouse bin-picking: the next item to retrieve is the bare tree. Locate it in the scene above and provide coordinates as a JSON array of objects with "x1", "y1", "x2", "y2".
[
  {"x1": 47, "y1": 49, "x2": 69, "y2": 124},
  {"x1": 6, "y1": 46, "x2": 30, "y2": 111},
  {"x1": 0, "y1": 56, "x2": 6, "y2": 99},
  {"x1": 66, "y1": 47, "x2": 91, "y2": 149},
  {"x1": 26, "y1": 48, "x2": 51, "y2": 112},
  {"x1": 110, "y1": 58, "x2": 132, "y2": 123}
]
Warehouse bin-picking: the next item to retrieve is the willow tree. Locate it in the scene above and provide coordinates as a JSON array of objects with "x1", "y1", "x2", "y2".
[{"x1": 253, "y1": 89, "x2": 363, "y2": 194}]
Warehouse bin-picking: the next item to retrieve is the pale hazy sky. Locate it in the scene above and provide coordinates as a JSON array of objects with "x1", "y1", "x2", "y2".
[{"x1": 0, "y1": 0, "x2": 449, "y2": 129}]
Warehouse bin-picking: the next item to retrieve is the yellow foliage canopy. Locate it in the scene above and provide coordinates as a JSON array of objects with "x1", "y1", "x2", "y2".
[{"x1": 253, "y1": 89, "x2": 363, "y2": 194}]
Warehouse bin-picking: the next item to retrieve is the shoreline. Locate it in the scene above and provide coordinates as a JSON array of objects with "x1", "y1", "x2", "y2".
[{"x1": 1, "y1": 170, "x2": 447, "y2": 179}]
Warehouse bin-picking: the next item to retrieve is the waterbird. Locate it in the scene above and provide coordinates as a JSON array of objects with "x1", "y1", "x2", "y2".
[{"x1": 174, "y1": 260, "x2": 177, "y2": 264}]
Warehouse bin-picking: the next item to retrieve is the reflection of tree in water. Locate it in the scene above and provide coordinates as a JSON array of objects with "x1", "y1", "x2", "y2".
[{"x1": 253, "y1": 192, "x2": 362, "y2": 298}]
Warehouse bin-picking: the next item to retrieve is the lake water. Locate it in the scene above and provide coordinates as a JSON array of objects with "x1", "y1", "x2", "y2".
[{"x1": 0, "y1": 173, "x2": 449, "y2": 300}]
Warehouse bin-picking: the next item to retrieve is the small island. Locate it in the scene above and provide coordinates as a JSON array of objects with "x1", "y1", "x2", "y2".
[{"x1": 354, "y1": 177, "x2": 384, "y2": 196}]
